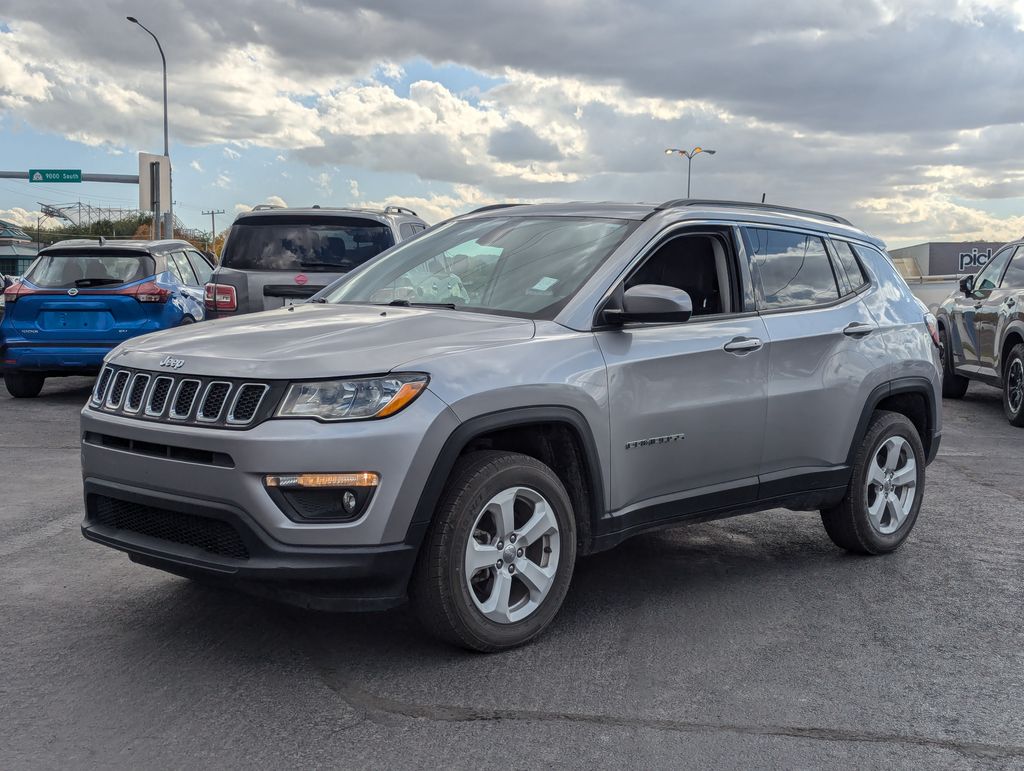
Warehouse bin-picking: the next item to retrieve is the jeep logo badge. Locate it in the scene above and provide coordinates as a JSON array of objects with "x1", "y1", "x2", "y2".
[{"x1": 159, "y1": 356, "x2": 185, "y2": 369}]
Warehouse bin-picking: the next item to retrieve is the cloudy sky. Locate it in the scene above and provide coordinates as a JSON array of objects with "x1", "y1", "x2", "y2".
[{"x1": 3, "y1": 0, "x2": 1024, "y2": 247}]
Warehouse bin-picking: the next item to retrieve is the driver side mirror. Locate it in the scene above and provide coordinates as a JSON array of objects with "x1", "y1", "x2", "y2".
[
  {"x1": 603, "y1": 284, "x2": 693, "y2": 325},
  {"x1": 959, "y1": 274, "x2": 975, "y2": 294}
]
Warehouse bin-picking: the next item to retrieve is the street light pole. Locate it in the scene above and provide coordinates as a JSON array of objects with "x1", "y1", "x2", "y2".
[
  {"x1": 664, "y1": 146, "x2": 717, "y2": 197},
  {"x1": 127, "y1": 16, "x2": 172, "y2": 239}
]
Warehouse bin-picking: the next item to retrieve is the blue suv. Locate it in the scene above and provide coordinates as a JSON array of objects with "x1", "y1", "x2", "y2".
[{"x1": 0, "y1": 239, "x2": 213, "y2": 398}]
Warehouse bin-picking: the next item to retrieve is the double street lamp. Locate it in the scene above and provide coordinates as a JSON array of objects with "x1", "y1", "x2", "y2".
[
  {"x1": 664, "y1": 146, "x2": 716, "y2": 198},
  {"x1": 127, "y1": 16, "x2": 172, "y2": 239}
]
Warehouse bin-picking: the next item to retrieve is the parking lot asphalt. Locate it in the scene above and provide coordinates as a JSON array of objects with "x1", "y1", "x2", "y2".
[{"x1": 2, "y1": 376, "x2": 1023, "y2": 769}]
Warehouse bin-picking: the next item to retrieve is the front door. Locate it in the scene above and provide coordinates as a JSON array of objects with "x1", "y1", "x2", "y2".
[
  {"x1": 973, "y1": 246, "x2": 1018, "y2": 377},
  {"x1": 596, "y1": 227, "x2": 768, "y2": 529},
  {"x1": 954, "y1": 246, "x2": 1014, "y2": 372}
]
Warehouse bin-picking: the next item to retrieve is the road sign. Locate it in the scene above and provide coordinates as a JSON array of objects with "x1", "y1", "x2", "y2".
[{"x1": 28, "y1": 169, "x2": 82, "y2": 183}]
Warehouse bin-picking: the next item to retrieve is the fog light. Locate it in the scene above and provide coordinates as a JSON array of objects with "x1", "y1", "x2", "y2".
[
  {"x1": 263, "y1": 472, "x2": 379, "y2": 523},
  {"x1": 264, "y1": 472, "x2": 379, "y2": 489},
  {"x1": 343, "y1": 490, "x2": 358, "y2": 514}
]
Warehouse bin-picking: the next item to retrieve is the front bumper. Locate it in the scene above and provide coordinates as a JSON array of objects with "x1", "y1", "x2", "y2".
[{"x1": 82, "y1": 479, "x2": 426, "y2": 610}]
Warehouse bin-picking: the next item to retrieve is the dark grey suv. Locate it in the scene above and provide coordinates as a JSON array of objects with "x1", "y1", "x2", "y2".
[
  {"x1": 205, "y1": 205, "x2": 427, "y2": 317},
  {"x1": 81, "y1": 199, "x2": 942, "y2": 651},
  {"x1": 936, "y1": 239, "x2": 1024, "y2": 425}
]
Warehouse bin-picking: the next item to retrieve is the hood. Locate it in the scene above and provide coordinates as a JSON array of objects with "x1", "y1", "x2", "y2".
[{"x1": 107, "y1": 303, "x2": 536, "y2": 379}]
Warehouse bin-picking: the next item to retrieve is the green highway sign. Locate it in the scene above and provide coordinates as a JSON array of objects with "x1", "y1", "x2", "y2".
[{"x1": 28, "y1": 169, "x2": 82, "y2": 183}]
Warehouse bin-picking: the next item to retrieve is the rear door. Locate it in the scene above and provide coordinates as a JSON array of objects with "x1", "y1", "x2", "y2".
[
  {"x1": 743, "y1": 227, "x2": 889, "y2": 492},
  {"x1": 216, "y1": 215, "x2": 397, "y2": 313},
  {"x1": 9, "y1": 250, "x2": 161, "y2": 345}
]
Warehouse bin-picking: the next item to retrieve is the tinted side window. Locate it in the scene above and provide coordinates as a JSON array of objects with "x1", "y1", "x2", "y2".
[
  {"x1": 832, "y1": 240, "x2": 868, "y2": 291},
  {"x1": 399, "y1": 223, "x2": 419, "y2": 239},
  {"x1": 1002, "y1": 248, "x2": 1024, "y2": 288},
  {"x1": 170, "y1": 251, "x2": 199, "y2": 286},
  {"x1": 743, "y1": 228, "x2": 839, "y2": 309},
  {"x1": 975, "y1": 247, "x2": 1013, "y2": 292},
  {"x1": 186, "y1": 251, "x2": 213, "y2": 284}
]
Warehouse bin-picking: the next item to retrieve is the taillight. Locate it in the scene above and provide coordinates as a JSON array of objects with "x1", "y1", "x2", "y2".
[
  {"x1": 3, "y1": 282, "x2": 23, "y2": 305},
  {"x1": 133, "y1": 281, "x2": 172, "y2": 303},
  {"x1": 204, "y1": 282, "x2": 237, "y2": 312},
  {"x1": 924, "y1": 312, "x2": 941, "y2": 348}
]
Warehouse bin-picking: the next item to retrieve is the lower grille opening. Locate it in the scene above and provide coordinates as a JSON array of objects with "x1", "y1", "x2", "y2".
[
  {"x1": 90, "y1": 495, "x2": 250, "y2": 560},
  {"x1": 84, "y1": 432, "x2": 234, "y2": 467}
]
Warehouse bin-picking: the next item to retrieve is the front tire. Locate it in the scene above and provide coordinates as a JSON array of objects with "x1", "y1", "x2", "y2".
[
  {"x1": 1003, "y1": 343, "x2": 1024, "y2": 427},
  {"x1": 4, "y1": 372, "x2": 45, "y2": 398},
  {"x1": 940, "y1": 325, "x2": 969, "y2": 399},
  {"x1": 410, "y1": 451, "x2": 577, "y2": 652},
  {"x1": 821, "y1": 411, "x2": 925, "y2": 555}
]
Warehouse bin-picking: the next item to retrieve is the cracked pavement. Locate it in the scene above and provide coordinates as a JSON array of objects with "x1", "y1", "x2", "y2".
[{"x1": 2, "y1": 377, "x2": 1022, "y2": 768}]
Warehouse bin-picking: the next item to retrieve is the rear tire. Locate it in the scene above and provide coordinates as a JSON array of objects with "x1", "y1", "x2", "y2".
[
  {"x1": 3, "y1": 372, "x2": 45, "y2": 398},
  {"x1": 410, "y1": 450, "x2": 577, "y2": 652},
  {"x1": 1002, "y1": 343, "x2": 1024, "y2": 427},
  {"x1": 940, "y1": 325, "x2": 969, "y2": 399},
  {"x1": 820, "y1": 411, "x2": 925, "y2": 555},
  {"x1": 179, "y1": 315, "x2": 196, "y2": 326}
]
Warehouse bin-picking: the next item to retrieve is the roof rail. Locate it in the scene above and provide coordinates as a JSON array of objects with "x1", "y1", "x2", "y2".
[
  {"x1": 383, "y1": 205, "x2": 419, "y2": 217},
  {"x1": 466, "y1": 203, "x2": 526, "y2": 215},
  {"x1": 251, "y1": 203, "x2": 284, "y2": 211},
  {"x1": 652, "y1": 199, "x2": 852, "y2": 227}
]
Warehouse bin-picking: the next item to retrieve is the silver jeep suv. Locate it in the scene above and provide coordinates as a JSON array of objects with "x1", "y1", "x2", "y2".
[{"x1": 81, "y1": 200, "x2": 942, "y2": 651}]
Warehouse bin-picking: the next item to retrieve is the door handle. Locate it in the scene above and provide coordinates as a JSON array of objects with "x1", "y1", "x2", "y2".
[
  {"x1": 843, "y1": 322, "x2": 874, "y2": 338},
  {"x1": 723, "y1": 336, "x2": 763, "y2": 354}
]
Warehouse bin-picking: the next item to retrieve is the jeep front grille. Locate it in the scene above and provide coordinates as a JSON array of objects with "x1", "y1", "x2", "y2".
[{"x1": 89, "y1": 365, "x2": 278, "y2": 429}]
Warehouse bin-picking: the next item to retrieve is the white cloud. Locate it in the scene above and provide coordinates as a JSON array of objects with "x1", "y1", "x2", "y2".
[
  {"x1": 222, "y1": 147, "x2": 241, "y2": 160},
  {"x1": 213, "y1": 172, "x2": 232, "y2": 189},
  {"x1": 359, "y1": 185, "x2": 532, "y2": 223},
  {"x1": 377, "y1": 61, "x2": 404, "y2": 81},
  {"x1": 234, "y1": 195, "x2": 287, "y2": 214},
  {"x1": 0, "y1": 207, "x2": 43, "y2": 228},
  {"x1": 311, "y1": 171, "x2": 332, "y2": 196},
  {"x1": 190, "y1": 160, "x2": 204, "y2": 172},
  {"x1": 348, "y1": 179, "x2": 360, "y2": 198}
]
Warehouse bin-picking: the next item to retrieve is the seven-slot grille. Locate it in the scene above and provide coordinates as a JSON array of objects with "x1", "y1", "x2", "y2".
[{"x1": 90, "y1": 365, "x2": 273, "y2": 428}]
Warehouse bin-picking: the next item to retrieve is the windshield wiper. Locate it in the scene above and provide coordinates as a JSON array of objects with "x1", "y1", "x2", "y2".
[
  {"x1": 299, "y1": 260, "x2": 350, "y2": 269},
  {"x1": 386, "y1": 299, "x2": 457, "y2": 309},
  {"x1": 74, "y1": 278, "x2": 123, "y2": 287}
]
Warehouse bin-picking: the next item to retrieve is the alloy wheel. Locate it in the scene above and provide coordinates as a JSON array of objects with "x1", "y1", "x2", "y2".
[
  {"x1": 864, "y1": 435, "x2": 917, "y2": 535},
  {"x1": 1008, "y1": 359, "x2": 1024, "y2": 415},
  {"x1": 464, "y1": 486, "x2": 560, "y2": 624}
]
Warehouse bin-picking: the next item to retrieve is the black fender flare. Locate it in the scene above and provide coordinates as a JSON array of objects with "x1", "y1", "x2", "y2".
[
  {"x1": 403, "y1": 406, "x2": 606, "y2": 547},
  {"x1": 846, "y1": 377, "x2": 940, "y2": 467}
]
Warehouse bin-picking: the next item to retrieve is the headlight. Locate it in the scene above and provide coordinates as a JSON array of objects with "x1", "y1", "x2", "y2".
[{"x1": 276, "y1": 373, "x2": 429, "y2": 421}]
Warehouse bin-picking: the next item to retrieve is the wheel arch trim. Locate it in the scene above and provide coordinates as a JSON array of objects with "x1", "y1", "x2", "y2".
[
  {"x1": 847, "y1": 377, "x2": 939, "y2": 467},
  {"x1": 404, "y1": 406, "x2": 606, "y2": 547}
]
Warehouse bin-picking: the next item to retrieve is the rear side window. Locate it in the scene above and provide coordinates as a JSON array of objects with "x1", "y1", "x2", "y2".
[
  {"x1": 186, "y1": 251, "x2": 214, "y2": 284},
  {"x1": 169, "y1": 251, "x2": 199, "y2": 286},
  {"x1": 220, "y1": 215, "x2": 396, "y2": 272},
  {"x1": 831, "y1": 240, "x2": 868, "y2": 291},
  {"x1": 22, "y1": 251, "x2": 155, "y2": 289},
  {"x1": 742, "y1": 228, "x2": 840, "y2": 309},
  {"x1": 399, "y1": 223, "x2": 425, "y2": 239}
]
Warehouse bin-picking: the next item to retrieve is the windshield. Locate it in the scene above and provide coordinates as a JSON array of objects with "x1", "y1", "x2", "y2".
[
  {"x1": 221, "y1": 215, "x2": 396, "y2": 272},
  {"x1": 23, "y1": 251, "x2": 155, "y2": 288},
  {"x1": 323, "y1": 216, "x2": 635, "y2": 319}
]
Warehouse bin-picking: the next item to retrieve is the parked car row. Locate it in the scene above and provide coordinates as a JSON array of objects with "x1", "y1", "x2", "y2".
[{"x1": 0, "y1": 205, "x2": 427, "y2": 397}]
